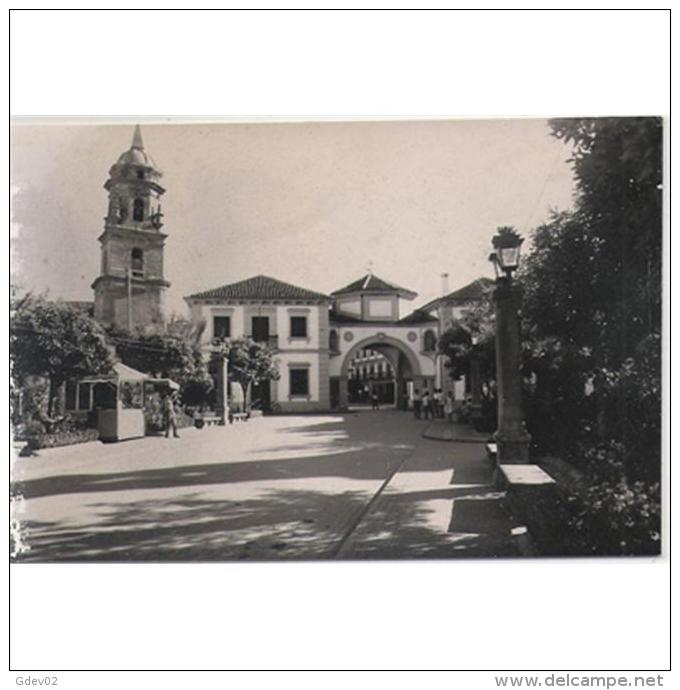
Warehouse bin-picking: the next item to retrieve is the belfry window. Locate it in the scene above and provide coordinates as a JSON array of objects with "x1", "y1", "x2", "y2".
[
  {"x1": 131, "y1": 248, "x2": 144, "y2": 277},
  {"x1": 133, "y1": 198, "x2": 145, "y2": 222}
]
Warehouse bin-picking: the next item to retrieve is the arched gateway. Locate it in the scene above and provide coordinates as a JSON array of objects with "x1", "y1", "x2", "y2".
[
  {"x1": 327, "y1": 274, "x2": 438, "y2": 410},
  {"x1": 332, "y1": 334, "x2": 428, "y2": 409}
]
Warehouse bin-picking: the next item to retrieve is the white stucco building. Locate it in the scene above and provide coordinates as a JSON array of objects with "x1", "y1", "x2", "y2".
[{"x1": 185, "y1": 272, "x2": 489, "y2": 413}]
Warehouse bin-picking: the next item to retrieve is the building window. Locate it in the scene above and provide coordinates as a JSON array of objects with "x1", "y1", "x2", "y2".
[
  {"x1": 251, "y1": 316, "x2": 270, "y2": 343},
  {"x1": 329, "y1": 329, "x2": 338, "y2": 351},
  {"x1": 424, "y1": 329, "x2": 437, "y2": 352},
  {"x1": 131, "y1": 248, "x2": 144, "y2": 276},
  {"x1": 290, "y1": 316, "x2": 307, "y2": 338},
  {"x1": 133, "y1": 198, "x2": 145, "y2": 221},
  {"x1": 65, "y1": 381, "x2": 77, "y2": 410},
  {"x1": 78, "y1": 383, "x2": 92, "y2": 411},
  {"x1": 213, "y1": 316, "x2": 230, "y2": 339},
  {"x1": 290, "y1": 369, "x2": 309, "y2": 396}
]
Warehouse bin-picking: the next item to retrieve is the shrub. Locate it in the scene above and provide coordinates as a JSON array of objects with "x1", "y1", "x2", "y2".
[
  {"x1": 568, "y1": 478, "x2": 661, "y2": 556},
  {"x1": 144, "y1": 391, "x2": 193, "y2": 434},
  {"x1": 567, "y1": 442, "x2": 661, "y2": 555},
  {"x1": 19, "y1": 418, "x2": 46, "y2": 439},
  {"x1": 27, "y1": 428, "x2": 100, "y2": 450},
  {"x1": 144, "y1": 392, "x2": 165, "y2": 432},
  {"x1": 529, "y1": 443, "x2": 661, "y2": 557}
]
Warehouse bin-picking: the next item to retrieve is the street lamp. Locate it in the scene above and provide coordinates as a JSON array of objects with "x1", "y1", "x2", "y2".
[
  {"x1": 489, "y1": 226, "x2": 524, "y2": 279},
  {"x1": 489, "y1": 226, "x2": 531, "y2": 464}
]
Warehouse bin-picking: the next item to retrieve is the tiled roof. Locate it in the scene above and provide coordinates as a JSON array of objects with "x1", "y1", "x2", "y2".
[
  {"x1": 420, "y1": 277, "x2": 494, "y2": 312},
  {"x1": 328, "y1": 309, "x2": 437, "y2": 325},
  {"x1": 399, "y1": 309, "x2": 439, "y2": 324},
  {"x1": 187, "y1": 275, "x2": 331, "y2": 302},
  {"x1": 443, "y1": 277, "x2": 494, "y2": 301},
  {"x1": 331, "y1": 273, "x2": 416, "y2": 298}
]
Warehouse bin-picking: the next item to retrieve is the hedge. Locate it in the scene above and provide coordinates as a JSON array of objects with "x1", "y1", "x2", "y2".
[{"x1": 27, "y1": 428, "x2": 100, "y2": 450}]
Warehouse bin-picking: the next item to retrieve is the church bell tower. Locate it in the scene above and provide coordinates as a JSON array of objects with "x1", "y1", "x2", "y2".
[{"x1": 92, "y1": 125, "x2": 170, "y2": 331}]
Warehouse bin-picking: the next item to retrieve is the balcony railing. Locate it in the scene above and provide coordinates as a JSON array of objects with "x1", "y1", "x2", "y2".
[
  {"x1": 209, "y1": 335, "x2": 279, "y2": 349},
  {"x1": 248, "y1": 334, "x2": 279, "y2": 349}
]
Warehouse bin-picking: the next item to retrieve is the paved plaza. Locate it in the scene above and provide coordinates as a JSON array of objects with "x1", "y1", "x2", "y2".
[{"x1": 11, "y1": 410, "x2": 522, "y2": 561}]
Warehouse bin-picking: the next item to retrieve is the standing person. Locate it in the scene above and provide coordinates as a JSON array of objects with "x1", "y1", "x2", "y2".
[
  {"x1": 163, "y1": 392, "x2": 180, "y2": 439},
  {"x1": 433, "y1": 388, "x2": 442, "y2": 418},
  {"x1": 412, "y1": 388, "x2": 422, "y2": 419},
  {"x1": 371, "y1": 391, "x2": 379, "y2": 410},
  {"x1": 444, "y1": 391, "x2": 454, "y2": 423},
  {"x1": 422, "y1": 390, "x2": 432, "y2": 420},
  {"x1": 459, "y1": 396, "x2": 473, "y2": 424}
]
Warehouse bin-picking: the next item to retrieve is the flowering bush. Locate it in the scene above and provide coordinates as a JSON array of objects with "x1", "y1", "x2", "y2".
[
  {"x1": 143, "y1": 392, "x2": 165, "y2": 432},
  {"x1": 530, "y1": 443, "x2": 661, "y2": 557},
  {"x1": 27, "y1": 428, "x2": 100, "y2": 449},
  {"x1": 568, "y1": 478, "x2": 661, "y2": 556},
  {"x1": 566, "y1": 442, "x2": 661, "y2": 555}
]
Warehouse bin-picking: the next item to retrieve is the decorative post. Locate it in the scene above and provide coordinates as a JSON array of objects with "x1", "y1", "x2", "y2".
[
  {"x1": 126, "y1": 268, "x2": 133, "y2": 331},
  {"x1": 489, "y1": 227, "x2": 531, "y2": 464},
  {"x1": 469, "y1": 335, "x2": 483, "y2": 428},
  {"x1": 215, "y1": 351, "x2": 229, "y2": 423}
]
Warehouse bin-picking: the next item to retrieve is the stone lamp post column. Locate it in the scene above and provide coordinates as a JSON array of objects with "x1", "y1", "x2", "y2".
[
  {"x1": 213, "y1": 349, "x2": 230, "y2": 423},
  {"x1": 490, "y1": 227, "x2": 531, "y2": 464},
  {"x1": 469, "y1": 335, "x2": 483, "y2": 429}
]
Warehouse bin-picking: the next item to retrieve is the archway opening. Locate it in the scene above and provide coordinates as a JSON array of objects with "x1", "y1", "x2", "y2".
[
  {"x1": 335, "y1": 335, "x2": 423, "y2": 411},
  {"x1": 347, "y1": 347, "x2": 397, "y2": 406}
]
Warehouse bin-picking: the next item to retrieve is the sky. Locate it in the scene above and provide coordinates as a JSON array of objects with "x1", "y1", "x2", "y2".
[{"x1": 10, "y1": 118, "x2": 576, "y2": 316}]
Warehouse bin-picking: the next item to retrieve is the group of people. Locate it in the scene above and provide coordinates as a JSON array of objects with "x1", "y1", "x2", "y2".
[{"x1": 410, "y1": 388, "x2": 455, "y2": 422}]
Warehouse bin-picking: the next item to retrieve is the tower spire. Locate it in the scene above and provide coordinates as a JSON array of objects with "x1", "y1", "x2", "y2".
[{"x1": 131, "y1": 124, "x2": 144, "y2": 150}]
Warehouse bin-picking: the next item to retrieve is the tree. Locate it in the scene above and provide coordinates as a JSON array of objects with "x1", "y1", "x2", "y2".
[
  {"x1": 111, "y1": 327, "x2": 214, "y2": 408},
  {"x1": 437, "y1": 294, "x2": 496, "y2": 395},
  {"x1": 520, "y1": 117, "x2": 662, "y2": 479},
  {"x1": 222, "y1": 337, "x2": 280, "y2": 410},
  {"x1": 10, "y1": 294, "x2": 114, "y2": 428},
  {"x1": 510, "y1": 118, "x2": 663, "y2": 554},
  {"x1": 548, "y1": 117, "x2": 662, "y2": 359},
  {"x1": 113, "y1": 331, "x2": 195, "y2": 380}
]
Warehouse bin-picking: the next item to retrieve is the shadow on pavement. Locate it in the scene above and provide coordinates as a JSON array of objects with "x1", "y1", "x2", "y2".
[{"x1": 12, "y1": 411, "x2": 520, "y2": 562}]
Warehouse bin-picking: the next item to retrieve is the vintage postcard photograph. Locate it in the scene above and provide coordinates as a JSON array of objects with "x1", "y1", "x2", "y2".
[{"x1": 10, "y1": 117, "x2": 662, "y2": 563}]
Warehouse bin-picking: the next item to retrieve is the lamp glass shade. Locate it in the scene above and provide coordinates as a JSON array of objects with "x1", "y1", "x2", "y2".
[{"x1": 498, "y1": 246, "x2": 521, "y2": 271}]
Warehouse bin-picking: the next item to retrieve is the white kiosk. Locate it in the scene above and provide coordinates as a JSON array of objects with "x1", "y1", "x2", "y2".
[{"x1": 80, "y1": 362, "x2": 179, "y2": 442}]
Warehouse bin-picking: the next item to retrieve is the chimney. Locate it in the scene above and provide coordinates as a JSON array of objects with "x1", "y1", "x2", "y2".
[{"x1": 441, "y1": 272, "x2": 450, "y2": 296}]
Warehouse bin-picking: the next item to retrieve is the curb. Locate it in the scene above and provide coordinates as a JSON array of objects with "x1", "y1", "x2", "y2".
[{"x1": 421, "y1": 420, "x2": 487, "y2": 444}]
